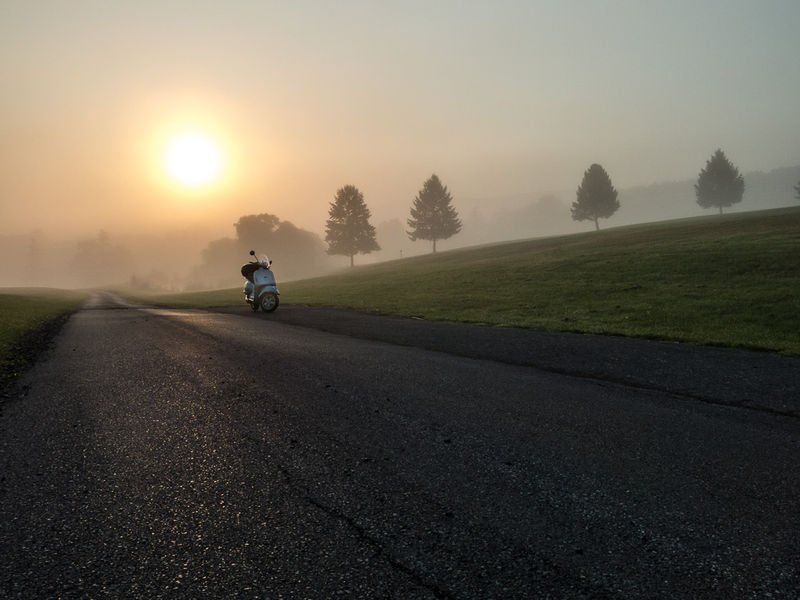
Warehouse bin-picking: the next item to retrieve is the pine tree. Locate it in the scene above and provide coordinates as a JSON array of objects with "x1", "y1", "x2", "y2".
[
  {"x1": 571, "y1": 164, "x2": 619, "y2": 231},
  {"x1": 407, "y1": 174, "x2": 462, "y2": 253},
  {"x1": 325, "y1": 185, "x2": 379, "y2": 267},
  {"x1": 695, "y1": 149, "x2": 744, "y2": 215}
]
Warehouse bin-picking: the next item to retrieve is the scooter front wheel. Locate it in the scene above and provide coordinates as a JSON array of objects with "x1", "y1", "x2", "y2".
[{"x1": 259, "y1": 292, "x2": 279, "y2": 313}]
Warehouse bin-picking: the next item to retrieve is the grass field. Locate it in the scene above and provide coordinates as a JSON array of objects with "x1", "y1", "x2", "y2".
[
  {"x1": 126, "y1": 207, "x2": 800, "y2": 355},
  {"x1": 0, "y1": 288, "x2": 87, "y2": 390},
  {"x1": 0, "y1": 289, "x2": 87, "y2": 355}
]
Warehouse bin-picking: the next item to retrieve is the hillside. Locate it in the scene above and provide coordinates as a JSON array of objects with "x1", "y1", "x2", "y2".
[
  {"x1": 281, "y1": 207, "x2": 800, "y2": 354},
  {"x1": 123, "y1": 207, "x2": 800, "y2": 354}
]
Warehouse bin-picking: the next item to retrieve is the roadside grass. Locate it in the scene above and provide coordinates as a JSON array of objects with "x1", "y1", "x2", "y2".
[
  {"x1": 124, "y1": 207, "x2": 800, "y2": 355},
  {"x1": 0, "y1": 288, "x2": 88, "y2": 391}
]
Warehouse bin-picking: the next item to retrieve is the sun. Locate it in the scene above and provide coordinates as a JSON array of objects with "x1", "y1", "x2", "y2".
[{"x1": 164, "y1": 132, "x2": 221, "y2": 186}]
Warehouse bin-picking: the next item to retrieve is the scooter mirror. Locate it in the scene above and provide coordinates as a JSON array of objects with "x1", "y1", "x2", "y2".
[{"x1": 249, "y1": 250, "x2": 255, "y2": 256}]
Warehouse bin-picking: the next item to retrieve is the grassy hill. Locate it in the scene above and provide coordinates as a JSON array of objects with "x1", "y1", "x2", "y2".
[{"x1": 133, "y1": 207, "x2": 800, "y2": 355}]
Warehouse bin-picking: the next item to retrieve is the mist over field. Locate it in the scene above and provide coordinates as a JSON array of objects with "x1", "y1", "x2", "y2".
[
  {"x1": 2, "y1": 1, "x2": 799, "y2": 289},
  {"x1": 2, "y1": 164, "x2": 799, "y2": 290}
]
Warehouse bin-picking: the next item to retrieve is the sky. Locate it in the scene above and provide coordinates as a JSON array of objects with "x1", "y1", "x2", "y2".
[{"x1": 2, "y1": 0, "x2": 799, "y2": 241}]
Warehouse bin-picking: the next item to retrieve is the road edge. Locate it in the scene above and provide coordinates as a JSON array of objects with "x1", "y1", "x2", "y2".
[{"x1": 0, "y1": 311, "x2": 78, "y2": 403}]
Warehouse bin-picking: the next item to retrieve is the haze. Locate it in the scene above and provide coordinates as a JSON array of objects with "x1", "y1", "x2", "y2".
[{"x1": 2, "y1": 1, "x2": 799, "y2": 287}]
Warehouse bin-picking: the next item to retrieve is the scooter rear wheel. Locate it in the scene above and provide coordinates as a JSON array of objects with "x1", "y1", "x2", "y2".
[{"x1": 260, "y1": 292, "x2": 279, "y2": 313}]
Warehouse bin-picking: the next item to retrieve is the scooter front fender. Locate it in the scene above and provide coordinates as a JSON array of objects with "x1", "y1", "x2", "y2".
[{"x1": 255, "y1": 283, "x2": 279, "y2": 298}]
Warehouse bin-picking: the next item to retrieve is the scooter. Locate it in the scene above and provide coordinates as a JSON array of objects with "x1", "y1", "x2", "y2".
[{"x1": 241, "y1": 250, "x2": 280, "y2": 312}]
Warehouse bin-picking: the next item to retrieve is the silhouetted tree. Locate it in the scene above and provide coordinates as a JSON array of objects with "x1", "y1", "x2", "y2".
[
  {"x1": 794, "y1": 179, "x2": 800, "y2": 201},
  {"x1": 195, "y1": 213, "x2": 328, "y2": 288},
  {"x1": 234, "y1": 213, "x2": 281, "y2": 251},
  {"x1": 325, "y1": 185, "x2": 380, "y2": 267},
  {"x1": 571, "y1": 164, "x2": 619, "y2": 231},
  {"x1": 407, "y1": 174, "x2": 462, "y2": 252},
  {"x1": 272, "y1": 221, "x2": 328, "y2": 277},
  {"x1": 233, "y1": 213, "x2": 327, "y2": 275},
  {"x1": 695, "y1": 149, "x2": 744, "y2": 215}
]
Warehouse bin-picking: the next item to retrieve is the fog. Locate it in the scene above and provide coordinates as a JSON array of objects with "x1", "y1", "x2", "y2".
[{"x1": 2, "y1": 2, "x2": 799, "y2": 289}]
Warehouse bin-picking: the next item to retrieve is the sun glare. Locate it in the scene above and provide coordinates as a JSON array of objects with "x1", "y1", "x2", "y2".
[{"x1": 165, "y1": 133, "x2": 221, "y2": 186}]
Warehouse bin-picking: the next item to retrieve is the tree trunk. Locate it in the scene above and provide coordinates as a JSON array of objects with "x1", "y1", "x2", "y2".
[
  {"x1": 432, "y1": 239, "x2": 437, "y2": 253},
  {"x1": 719, "y1": 206, "x2": 723, "y2": 215},
  {"x1": 350, "y1": 254, "x2": 354, "y2": 267},
  {"x1": 594, "y1": 217, "x2": 599, "y2": 231}
]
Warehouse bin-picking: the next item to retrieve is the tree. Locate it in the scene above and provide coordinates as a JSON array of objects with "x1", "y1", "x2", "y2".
[
  {"x1": 794, "y1": 180, "x2": 800, "y2": 201},
  {"x1": 695, "y1": 149, "x2": 744, "y2": 214},
  {"x1": 195, "y1": 213, "x2": 329, "y2": 287},
  {"x1": 233, "y1": 213, "x2": 281, "y2": 251},
  {"x1": 407, "y1": 174, "x2": 462, "y2": 252},
  {"x1": 571, "y1": 164, "x2": 619, "y2": 231},
  {"x1": 325, "y1": 185, "x2": 380, "y2": 267}
]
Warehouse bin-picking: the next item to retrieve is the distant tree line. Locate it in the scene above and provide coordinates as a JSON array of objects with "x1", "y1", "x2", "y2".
[
  {"x1": 324, "y1": 148, "x2": 777, "y2": 260},
  {"x1": 72, "y1": 230, "x2": 132, "y2": 286},
  {"x1": 324, "y1": 173, "x2": 463, "y2": 265},
  {"x1": 197, "y1": 150, "x2": 794, "y2": 287},
  {"x1": 568, "y1": 149, "x2": 763, "y2": 231}
]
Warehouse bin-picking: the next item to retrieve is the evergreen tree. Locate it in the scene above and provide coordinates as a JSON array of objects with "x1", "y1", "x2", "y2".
[
  {"x1": 695, "y1": 149, "x2": 744, "y2": 214},
  {"x1": 325, "y1": 184, "x2": 379, "y2": 267},
  {"x1": 407, "y1": 174, "x2": 462, "y2": 253},
  {"x1": 571, "y1": 164, "x2": 619, "y2": 231}
]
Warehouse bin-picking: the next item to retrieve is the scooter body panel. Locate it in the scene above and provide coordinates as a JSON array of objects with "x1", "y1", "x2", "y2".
[{"x1": 243, "y1": 264, "x2": 279, "y2": 305}]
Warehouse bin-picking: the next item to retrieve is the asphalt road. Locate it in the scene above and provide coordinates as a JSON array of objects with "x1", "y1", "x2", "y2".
[{"x1": 1, "y1": 292, "x2": 799, "y2": 599}]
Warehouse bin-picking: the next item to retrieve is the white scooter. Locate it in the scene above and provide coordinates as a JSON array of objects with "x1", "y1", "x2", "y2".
[{"x1": 241, "y1": 250, "x2": 280, "y2": 312}]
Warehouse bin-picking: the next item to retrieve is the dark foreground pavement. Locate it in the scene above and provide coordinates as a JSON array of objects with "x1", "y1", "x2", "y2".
[{"x1": 1, "y1": 293, "x2": 799, "y2": 598}]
